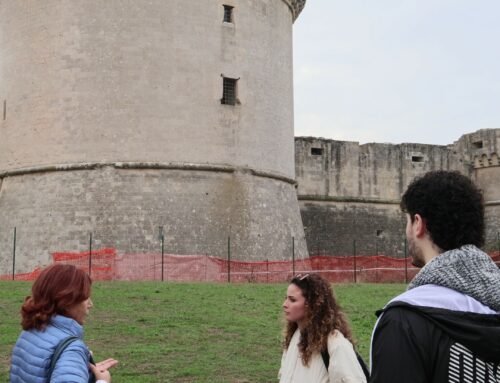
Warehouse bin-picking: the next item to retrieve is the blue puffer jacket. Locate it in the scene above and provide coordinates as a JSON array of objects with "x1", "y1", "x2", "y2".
[{"x1": 10, "y1": 314, "x2": 91, "y2": 383}]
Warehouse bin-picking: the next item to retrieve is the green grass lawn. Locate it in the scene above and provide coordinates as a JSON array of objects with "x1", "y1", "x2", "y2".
[{"x1": 0, "y1": 281, "x2": 404, "y2": 382}]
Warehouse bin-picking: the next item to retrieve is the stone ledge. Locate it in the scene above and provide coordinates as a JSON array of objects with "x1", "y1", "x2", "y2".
[
  {"x1": 298, "y1": 195, "x2": 401, "y2": 205},
  {"x1": 0, "y1": 162, "x2": 297, "y2": 185},
  {"x1": 299, "y1": 195, "x2": 500, "y2": 207}
]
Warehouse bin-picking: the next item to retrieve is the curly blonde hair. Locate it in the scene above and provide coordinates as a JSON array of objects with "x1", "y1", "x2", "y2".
[{"x1": 283, "y1": 273, "x2": 355, "y2": 366}]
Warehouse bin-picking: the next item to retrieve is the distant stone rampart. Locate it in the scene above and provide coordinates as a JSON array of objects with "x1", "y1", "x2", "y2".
[{"x1": 295, "y1": 129, "x2": 500, "y2": 256}]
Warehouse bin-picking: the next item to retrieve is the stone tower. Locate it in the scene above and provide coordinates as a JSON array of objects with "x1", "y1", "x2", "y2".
[
  {"x1": 0, "y1": 0, "x2": 308, "y2": 272},
  {"x1": 454, "y1": 129, "x2": 500, "y2": 246}
]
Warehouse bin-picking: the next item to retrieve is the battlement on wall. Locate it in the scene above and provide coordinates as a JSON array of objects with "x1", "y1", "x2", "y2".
[
  {"x1": 452, "y1": 128, "x2": 500, "y2": 169},
  {"x1": 282, "y1": 0, "x2": 307, "y2": 20},
  {"x1": 473, "y1": 153, "x2": 499, "y2": 168},
  {"x1": 294, "y1": 128, "x2": 500, "y2": 257},
  {"x1": 294, "y1": 136, "x2": 469, "y2": 202},
  {"x1": 295, "y1": 128, "x2": 500, "y2": 201}
]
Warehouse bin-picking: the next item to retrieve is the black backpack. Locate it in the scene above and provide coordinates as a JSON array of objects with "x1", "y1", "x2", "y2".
[{"x1": 321, "y1": 348, "x2": 370, "y2": 380}]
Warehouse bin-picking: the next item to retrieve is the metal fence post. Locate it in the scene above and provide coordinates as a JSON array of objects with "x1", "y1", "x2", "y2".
[
  {"x1": 227, "y1": 235, "x2": 231, "y2": 283},
  {"x1": 353, "y1": 239, "x2": 357, "y2": 283},
  {"x1": 88, "y1": 232, "x2": 92, "y2": 277},
  {"x1": 157, "y1": 226, "x2": 164, "y2": 281},
  {"x1": 205, "y1": 254, "x2": 209, "y2": 281},
  {"x1": 161, "y1": 233, "x2": 165, "y2": 282},
  {"x1": 404, "y1": 238, "x2": 408, "y2": 284},
  {"x1": 266, "y1": 259, "x2": 269, "y2": 283},
  {"x1": 12, "y1": 227, "x2": 17, "y2": 280}
]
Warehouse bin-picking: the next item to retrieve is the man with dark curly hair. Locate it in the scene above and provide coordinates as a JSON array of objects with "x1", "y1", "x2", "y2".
[{"x1": 370, "y1": 170, "x2": 500, "y2": 383}]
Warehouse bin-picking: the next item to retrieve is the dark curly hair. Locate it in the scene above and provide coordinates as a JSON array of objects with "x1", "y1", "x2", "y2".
[
  {"x1": 401, "y1": 170, "x2": 484, "y2": 251},
  {"x1": 21, "y1": 264, "x2": 92, "y2": 330},
  {"x1": 283, "y1": 273, "x2": 354, "y2": 366}
]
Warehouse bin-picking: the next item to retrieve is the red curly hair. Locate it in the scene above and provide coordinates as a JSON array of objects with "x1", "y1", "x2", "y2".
[
  {"x1": 283, "y1": 273, "x2": 355, "y2": 366},
  {"x1": 21, "y1": 264, "x2": 92, "y2": 330}
]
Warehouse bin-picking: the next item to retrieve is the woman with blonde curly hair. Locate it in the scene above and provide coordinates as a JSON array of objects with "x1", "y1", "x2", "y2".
[{"x1": 279, "y1": 273, "x2": 366, "y2": 383}]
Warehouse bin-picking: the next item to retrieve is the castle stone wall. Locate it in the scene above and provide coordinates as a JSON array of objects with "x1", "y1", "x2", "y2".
[
  {"x1": 0, "y1": 167, "x2": 305, "y2": 272},
  {"x1": 296, "y1": 129, "x2": 499, "y2": 257},
  {"x1": 300, "y1": 201, "x2": 405, "y2": 257},
  {"x1": 0, "y1": 0, "x2": 297, "y2": 177},
  {"x1": 0, "y1": 0, "x2": 308, "y2": 273},
  {"x1": 296, "y1": 138, "x2": 470, "y2": 201},
  {"x1": 462, "y1": 129, "x2": 500, "y2": 248}
]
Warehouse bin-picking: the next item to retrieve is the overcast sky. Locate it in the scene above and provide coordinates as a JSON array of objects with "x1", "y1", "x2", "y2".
[{"x1": 292, "y1": 1, "x2": 500, "y2": 145}]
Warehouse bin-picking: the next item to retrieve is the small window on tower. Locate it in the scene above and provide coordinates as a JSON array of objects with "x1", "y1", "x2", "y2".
[
  {"x1": 411, "y1": 156, "x2": 424, "y2": 163},
  {"x1": 311, "y1": 148, "x2": 323, "y2": 156},
  {"x1": 472, "y1": 141, "x2": 483, "y2": 149},
  {"x1": 221, "y1": 77, "x2": 238, "y2": 105},
  {"x1": 223, "y1": 5, "x2": 234, "y2": 23}
]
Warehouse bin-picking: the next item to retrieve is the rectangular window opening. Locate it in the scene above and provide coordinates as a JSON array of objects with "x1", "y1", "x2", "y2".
[
  {"x1": 472, "y1": 141, "x2": 483, "y2": 149},
  {"x1": 311, "y1": 148, "x2": 323, "y2": 156},
  {"x1": 223, "y1": 5, "x2": 234, "y2": 23},
  {"x1": 411, "y1": 156, "x2": 424, "y2": 163},
  {"x1": 221, "y1": 77, "x2": 237, "y2": 105}
]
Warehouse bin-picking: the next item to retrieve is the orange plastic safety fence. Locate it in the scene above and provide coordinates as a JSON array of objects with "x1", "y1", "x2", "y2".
[
  {"x1": 2, "y1": 249, "x2": 499, "y2": 282},
  {"x1": 0, "y1": 267, "x2": 43, "y2": 281},
  {"x1": 53, "y1": 248, "x2": 117, "y2": 281}
]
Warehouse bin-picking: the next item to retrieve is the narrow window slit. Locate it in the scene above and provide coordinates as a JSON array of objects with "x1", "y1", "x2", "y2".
[
  {"x1": 311, "y1": 148, "x2": 323, "y2": 156},
  {"x1": 223, "y1": 5, "x2": 234, "y2": 23},
  {"x1": 221, "y1": 77, "x2": 238, "y2": 105},
  {"x1": 411, "y1": 156, "x2": 424, "y2": 163}
]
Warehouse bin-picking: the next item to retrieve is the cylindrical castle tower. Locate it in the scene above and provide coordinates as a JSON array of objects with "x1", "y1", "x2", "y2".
[
  {"x1": 0, "y1": 0, "x2": 308, "y2": 272},
  {"x1": 454, "y1": 129, "x2": 500, "y2": 248}
]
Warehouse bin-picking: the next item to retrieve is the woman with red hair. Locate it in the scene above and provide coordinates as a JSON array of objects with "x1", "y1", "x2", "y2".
[{"x1": 10, "y1": 264, "x2": 118, "y2": 383}]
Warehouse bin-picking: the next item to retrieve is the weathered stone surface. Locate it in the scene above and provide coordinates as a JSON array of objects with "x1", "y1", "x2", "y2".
[
  {"x1": 296, "y1": 129, "x2": 500, "y2": 256},
  {"x1": 0, "y1": 167, "x2": 306, "y2": 273},
  {"x1": 0, "y1": 0, "x2": 308, "y2": 272},
  {"x1": 300, "y1": 201, "x2": 405, "y2": 257}
]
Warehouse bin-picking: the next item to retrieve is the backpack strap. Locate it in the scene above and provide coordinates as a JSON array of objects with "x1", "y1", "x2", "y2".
[
  {"x1": 355, "y1": 351, "x2": 370, "y2": 380},
  {"x1": 321, "y1": 348, "x2": 370, "y2": 380},
  {"x1": 321, "y1": 348, "x2": 330, "y2": 370},
  {"x1": 47, "y1": 336, "x2": 80, "y2": 381}
]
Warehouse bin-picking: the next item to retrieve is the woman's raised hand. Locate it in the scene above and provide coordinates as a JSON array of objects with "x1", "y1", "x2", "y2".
[{"x1": 89, "y1": 358, "x2": 119, "y2": 383}]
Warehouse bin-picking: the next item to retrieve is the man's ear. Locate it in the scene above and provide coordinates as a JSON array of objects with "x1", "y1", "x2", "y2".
[{"x1": 413, "y1": 214, "x2": 426, "y2": 237}]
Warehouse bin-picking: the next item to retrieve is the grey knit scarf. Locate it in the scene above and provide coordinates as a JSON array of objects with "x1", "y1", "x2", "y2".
[{"x1": 408, "y1": 244, "x2": 500, "y2": 312}]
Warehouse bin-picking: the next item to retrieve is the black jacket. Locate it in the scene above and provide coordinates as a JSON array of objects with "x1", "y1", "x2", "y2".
[{"x1": 370, "y1": 289, "x2": 500, "y2": 382}]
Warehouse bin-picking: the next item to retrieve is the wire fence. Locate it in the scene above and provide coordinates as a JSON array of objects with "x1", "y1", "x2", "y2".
[{"x1": 1, "y1": 229, "x2": 499, "y2": 283}]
